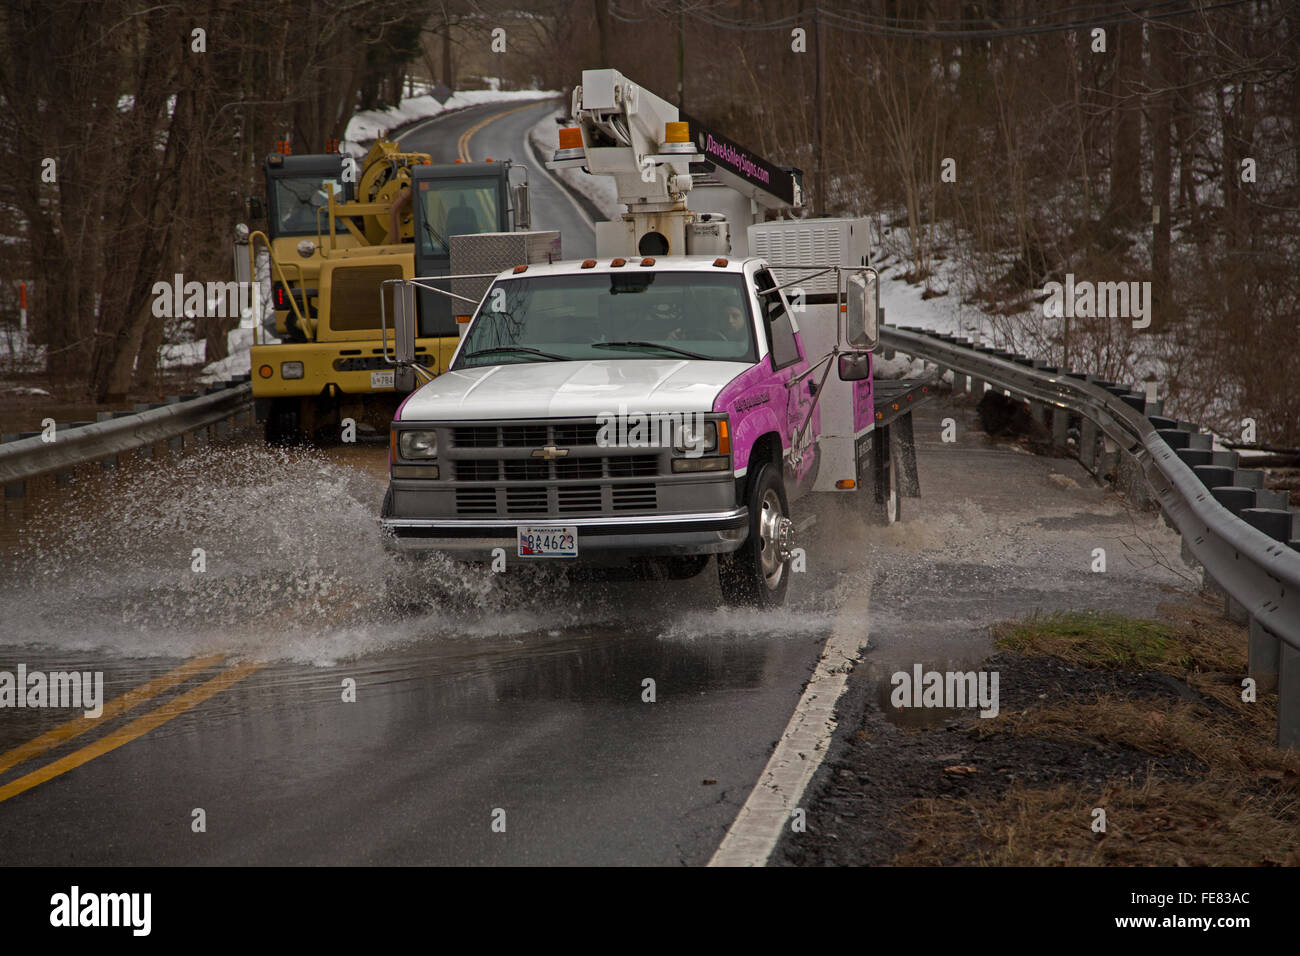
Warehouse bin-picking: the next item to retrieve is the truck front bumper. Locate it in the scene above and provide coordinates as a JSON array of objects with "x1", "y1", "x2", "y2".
[{"x1": 381, "y1": 508, "x2": 749, "y2": 561}]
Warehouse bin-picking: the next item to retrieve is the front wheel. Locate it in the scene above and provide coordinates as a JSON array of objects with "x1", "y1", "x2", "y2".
[{"x1": 719, "y1": 461, "x2": 794, "y2": 607}]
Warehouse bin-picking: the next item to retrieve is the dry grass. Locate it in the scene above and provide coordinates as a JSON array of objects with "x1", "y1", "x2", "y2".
[
  {"x1": 893, "y1": 593, "x2": 1300, "y2": 865},
  {"x1": 900, "y1": 778, "x2": 1300, "y2": 866}
]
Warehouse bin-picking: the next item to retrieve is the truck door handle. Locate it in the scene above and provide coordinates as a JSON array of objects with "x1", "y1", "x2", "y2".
[{"x1": 808, "y1": 380, "x2": 817, "y2": 396}]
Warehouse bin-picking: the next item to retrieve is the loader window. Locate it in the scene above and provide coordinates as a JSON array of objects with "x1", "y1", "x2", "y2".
[
  {"x1": 417, "y1": 178, "x2": 501, "y2": 257},
  {"x1": 273, "y1": 177, "x2": 343, "y2": 236}
]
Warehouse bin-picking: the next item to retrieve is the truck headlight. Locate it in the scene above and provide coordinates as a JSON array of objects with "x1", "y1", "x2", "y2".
[
  {"x1": 399, "y1": 430, "x2": 438, "y2": 459},
  {"x1": 281, "y1": 361, "x2": 304, "y2": 379},
  {"x1": 674, "y1": 420, "x2": 718, "y2": 457}
]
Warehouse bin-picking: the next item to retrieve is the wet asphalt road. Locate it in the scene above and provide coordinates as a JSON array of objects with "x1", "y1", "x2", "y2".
[
  {"x1": 0, "y1": 101, "x2": 1195, "y2": 865},
  {"x1": 0, "y1": 397, "x2": 1193, "y2": 865}
]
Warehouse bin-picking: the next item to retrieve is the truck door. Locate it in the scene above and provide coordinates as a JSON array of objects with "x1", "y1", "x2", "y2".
[
  {"x1": 412, "y1": 167, "x2": 509, "y2": 341},
  {"x1": 754, "y1": 268, "x2": 818, "y2": 488}
]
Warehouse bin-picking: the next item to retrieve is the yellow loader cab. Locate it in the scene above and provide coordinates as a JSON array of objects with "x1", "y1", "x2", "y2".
[{"x1": 245, "y1": 144, "x2": 525, "y2": 444}]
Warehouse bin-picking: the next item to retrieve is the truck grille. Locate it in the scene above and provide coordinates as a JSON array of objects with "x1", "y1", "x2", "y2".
[
  {"x1": 452, "y1": 455, "x2": 657, "y2": 482},
  {"x1": 453, "y1": 484, "x2": 660, "y2": 516},
  {"x1": 453, "y1": 423, "x2": 603, "y2": 448},
  {"x1": 445, "y1": 418, "x2": 665, "y2": 519}
]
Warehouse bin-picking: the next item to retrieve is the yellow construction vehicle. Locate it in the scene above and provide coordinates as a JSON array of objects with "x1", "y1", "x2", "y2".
[{"x1": 241, "y1": 138, "x2": 531, "y2": 442}]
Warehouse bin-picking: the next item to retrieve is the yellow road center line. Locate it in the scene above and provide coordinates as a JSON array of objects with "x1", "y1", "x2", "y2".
[
  {"x1": 0, "y1": 654, "x2": 225, "y2": 775},
  {"x1": 457, "y1": 101, "x2": 552, "y2": 162},
  {"x1": 0, "y1": 659, "x2": 264, "y2": 804}
]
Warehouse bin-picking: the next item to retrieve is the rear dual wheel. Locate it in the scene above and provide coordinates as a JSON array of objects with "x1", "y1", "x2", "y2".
[{"x1": 865, "y1": 429, "x2": 900, "y2": 526}]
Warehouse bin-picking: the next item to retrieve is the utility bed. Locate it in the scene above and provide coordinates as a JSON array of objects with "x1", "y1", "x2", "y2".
[{"x1": 873, "y1": 378, "x2": 937, "y2": 428}]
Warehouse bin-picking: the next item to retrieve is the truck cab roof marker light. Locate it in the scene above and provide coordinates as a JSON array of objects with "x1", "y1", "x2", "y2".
[
  {"x1": 640, "y1": 257, "x2": 655, "y2": 267},
  {"x1": 609, "y1": 258, "x2": 626, "y2": 268},
  {"x1": 455, "y1": 314, "x2": 472, "y2": 323},
  {"x1": 713, "y1": 258, "x2": 728, "y2": 267},
  {"x1": 581, "y1": 259, "x2": 597, "y2": 269},
  {"x1": 513, "y1": 264, "x2": 528, "y2": 274}
]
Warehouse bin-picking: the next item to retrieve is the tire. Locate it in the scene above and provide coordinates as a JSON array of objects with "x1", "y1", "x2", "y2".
[
  {"x1": 865, "y1": 429, "x2": 900, "y2": 526},
  {"x1": 659, "y1": 554, "x2": 710, "y2": 580},
  {"x1": 718, "y1": 461, "x2": 793, "y2": 607},
  {"x1": 265, "y1": 398, "x2": 301, "y2": 445}
]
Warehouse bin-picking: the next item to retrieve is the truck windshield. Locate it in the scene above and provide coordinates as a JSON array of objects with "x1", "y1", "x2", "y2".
[
  {"x1": 272, "y1": 177, "x2": 342, "y2": 236},
  {"x1": 418, "y1": 177, "x2": 500, "y2": 256},
  {"x1": 454, "y1": 272, "x2": 758, "y2": 368}
]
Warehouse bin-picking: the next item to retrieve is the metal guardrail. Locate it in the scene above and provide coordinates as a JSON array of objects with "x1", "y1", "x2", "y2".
[
  {"x1": 880, "y1": 324, "x2": 1300, "y2": 747},
  {"x1": 0, "y1": 379, "x2": 253, "y2": 491}
]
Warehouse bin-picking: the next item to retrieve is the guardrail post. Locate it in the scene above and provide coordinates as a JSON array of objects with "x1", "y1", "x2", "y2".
[
  {"x1": 970, "y1": 376, "x2": 984, "y2": 395},
  {"x1": 1097, "y1": 436, "x2": 1118, "y2": 480},
  {"x1": 1051, "y1": 408, "x2": 1069, "y2": 451},
  {"x1": 1116, "y1": 449, "x2": 1150, "y2": 507},
  {"x1": 1079, "y1": 418, "x2": 1098, "y2": 472},
  {"x1": 1249, "y1": 616, "x2": 1279, "y2": 694},
  {"x1": 1030, "y1": 401, "x2": 1048, "y2": 429},
  {"x1": 1280, "y1": 640, "x2": 1300, "y2": 749}
]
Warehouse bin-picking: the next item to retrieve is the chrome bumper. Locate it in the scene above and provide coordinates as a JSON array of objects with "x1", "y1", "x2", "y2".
[{"x1": 381, "y1": 508, "x2": 749, "y2": 560}]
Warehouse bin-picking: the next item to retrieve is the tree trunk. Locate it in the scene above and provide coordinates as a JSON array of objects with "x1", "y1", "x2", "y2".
[
  {"x1": 1151, "y1": 25, "x2": 1172, "y2": 331},
  {"x1": 1108, "y1": 20, "x2": 1143, "y2": 221},
  {"x1": 593, "y1": 0, "x2": 610, "y2": 66}
]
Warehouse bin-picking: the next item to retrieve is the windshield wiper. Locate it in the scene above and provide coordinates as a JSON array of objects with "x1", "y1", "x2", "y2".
[
  {"x1": 465, "y1": 346, "x2": 566, "y2": 362},
  {"x1": 591, "y1": 340, "x2": 711, "y2": 360},
  {"x1": 422, "y1": 219, "x2": 447, "y2": 253}
]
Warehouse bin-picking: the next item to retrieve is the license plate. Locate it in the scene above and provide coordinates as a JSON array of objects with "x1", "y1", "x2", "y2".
[
  {"x1": 517, "y1": 525, "x2": 578, "y2": 558},
  {"x1": 370, "y1": 370, "x2": 395, "y2": 389}
]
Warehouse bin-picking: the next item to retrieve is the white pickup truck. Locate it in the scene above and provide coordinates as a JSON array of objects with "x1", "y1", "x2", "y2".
[{"x1": 379, "y1": 251, "x2": 932, "y2": 607}]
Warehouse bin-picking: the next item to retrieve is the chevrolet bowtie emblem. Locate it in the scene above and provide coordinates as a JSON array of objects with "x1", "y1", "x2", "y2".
[{"x1": 532, "y1": 445, "x2": 569, "y2": 460}]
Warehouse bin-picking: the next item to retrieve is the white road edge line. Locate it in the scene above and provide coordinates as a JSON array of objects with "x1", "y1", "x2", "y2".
[{"x1": 708, "y1": 581, "x2": 870, "y2": 867}]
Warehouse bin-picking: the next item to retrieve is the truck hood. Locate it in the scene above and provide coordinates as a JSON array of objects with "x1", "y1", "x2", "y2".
[{"x1": 398, "y1": 359, "x2": 750, "y2": 421}]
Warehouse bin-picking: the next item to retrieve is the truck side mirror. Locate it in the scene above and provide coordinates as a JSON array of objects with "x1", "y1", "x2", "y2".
[
  {"x1": 245, "y1": 196, "x2": 264, "y2": 221},
  {"x1": 393, "y1": 281, "x2": 416, "y2": 365},
  {"x1": 838, "y1": 352, "x2": 870, "y2": 381},
  {"x1": 513, "y1": 183, "x2": 531, "y2": 230},
  {"x1": 845, "y1": 269, "x2": 879, "y2": 351}
]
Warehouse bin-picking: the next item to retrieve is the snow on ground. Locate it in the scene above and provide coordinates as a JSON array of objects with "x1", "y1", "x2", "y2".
[
  {"x1": 527, "y1": 105, "x2": 622, "y2": 221},
  {"x1": 345, "y1": 88, "x2": 559, "y2": 149}
]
